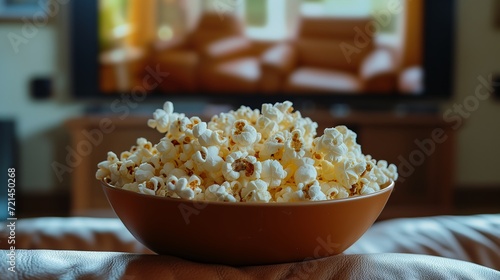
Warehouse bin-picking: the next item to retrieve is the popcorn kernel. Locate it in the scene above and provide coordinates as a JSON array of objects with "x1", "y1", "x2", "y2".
[{"x1": 97, "y1": 101, "x2": 398, "y2": 202}]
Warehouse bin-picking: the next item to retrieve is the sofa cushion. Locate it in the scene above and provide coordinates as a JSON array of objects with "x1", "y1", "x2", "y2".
[
  {"x1": 295, "y1": 17, "x2": 375, "y2": 72},
  {"x1": 157, "y1": 50, "x2": 199, "y2": 91},
  {"x1": 298, "y1": 17, "x2": 373, "y2": 39},
  {"x1": 296, "y1": 39, "x2": 373, "y2": 72},
  {"x1": 201, "y1": 57, "x2": 261, "y2": 92},
  {"x1": 158, "y1": 50, "x2": 198, "y2": 67},
  {"x1": 189, "y1": 13, "x2": 243, "y2": 52},
  {"x1": 285, "y1": 67, "x2": 361, "y2": 93}
]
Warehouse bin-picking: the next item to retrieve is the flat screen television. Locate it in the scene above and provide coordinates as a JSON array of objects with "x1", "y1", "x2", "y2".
[{"x1": 70, "y1": 0, "x2": 456, "y2": 107}]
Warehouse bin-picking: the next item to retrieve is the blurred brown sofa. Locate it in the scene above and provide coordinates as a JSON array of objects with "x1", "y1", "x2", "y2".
[
  {"x1": 149, "y1": 15, "x2": 399, "y2": 94},
  {"x1": 1, "y1": 215, "x2": 499, "y2": 279},
  {"x1": 261, "y1": 17, "x2": 398, "y2": 94},
  {"x1": 150, "y1": 13, "x2": 259, "y2": 93}
]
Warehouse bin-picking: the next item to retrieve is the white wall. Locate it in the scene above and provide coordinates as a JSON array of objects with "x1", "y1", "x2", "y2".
[
  {"x1": 0, "y1": 22, "x2": 83, "y2": 193},
  {"x1": 452, "y1": 0, "x2": 500, "y2": 186}
]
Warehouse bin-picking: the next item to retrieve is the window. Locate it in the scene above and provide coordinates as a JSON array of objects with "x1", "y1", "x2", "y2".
[
  {"x1": 198, "y1": 0, "x2": 402, "y2": 40},
  {"x1": 244, "y1": 0, "x2": 288, "y2": 40},
  {"x1": 301, "y1": 0, "x2": 372, "y2": 18},
  {"x1": 245, "y1": 0, "x2": 266, "y2": 27},
  {"x1": 371, "y1": 0, "x2": 400, "y2": 34},
  {"x1": 301, "y1": 0, "x2": 401, "y2": 34}
]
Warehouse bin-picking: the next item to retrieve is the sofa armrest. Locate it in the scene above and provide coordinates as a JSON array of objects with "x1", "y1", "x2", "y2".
[
  {"x1": 261, "y1": 43, "x2": 297, "y2": 74},
  {"x1": 259, "y1": 43, "x2": 297, "y2": 92},
  {"x1": 153, "y1": 37, "x2": 187, "y2": 52},
  {"x1": 0, "y1": 217, "x2": 151, "y2": 254},
  {"x1": 360, "y1": 48, "x2": 398, "y2": 92},
  {"x1": 347, "y1": 214, "x2": 500, "y2": 271},
  {"x1": 201, "y1": 36, "x2": 255, "y2": 63}
]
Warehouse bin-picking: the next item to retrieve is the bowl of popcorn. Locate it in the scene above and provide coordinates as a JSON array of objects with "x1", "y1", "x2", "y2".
[{"x1": 97, "y1": 101, "x2": 397, "y2": 266}]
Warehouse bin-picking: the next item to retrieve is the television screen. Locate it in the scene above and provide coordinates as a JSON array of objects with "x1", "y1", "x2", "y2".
[{"x1": 71, "y1": 0, "x2": 455, "y2": 103}]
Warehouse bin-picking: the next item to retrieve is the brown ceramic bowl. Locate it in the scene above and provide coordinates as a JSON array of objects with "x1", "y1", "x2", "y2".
[{"x1": 101, "y1": 180, "x2": 394, "y2": 266}]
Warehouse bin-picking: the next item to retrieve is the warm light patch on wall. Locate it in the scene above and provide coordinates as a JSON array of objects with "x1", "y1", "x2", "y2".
[{"x1": 158, "y1": 25, "x2": 174, "y2": 41}]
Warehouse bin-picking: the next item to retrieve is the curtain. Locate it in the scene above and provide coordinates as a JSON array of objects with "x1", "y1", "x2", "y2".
[
  {"x1": 126, "y1": 0, "x2": 157, "y2": 48},
  {"x1": 401, "y1": 0, "x2": 423, "y2": 67}
]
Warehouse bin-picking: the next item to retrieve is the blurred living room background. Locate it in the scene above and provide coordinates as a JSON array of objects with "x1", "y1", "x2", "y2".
[{"x1": 0, "y1": 0, "x2": 499, "y2": 218}]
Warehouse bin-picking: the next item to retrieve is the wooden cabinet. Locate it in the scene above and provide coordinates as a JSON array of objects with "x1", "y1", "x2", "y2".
[
  {"x1": 67, "y1": 111, "x2": 455, "y2": 219},
  {"x1": 66, "y1": 116, "x2": 163, "y2": 216},
  {"x1": 305, "y1": 111, "x2": 456, "y2": 219}
]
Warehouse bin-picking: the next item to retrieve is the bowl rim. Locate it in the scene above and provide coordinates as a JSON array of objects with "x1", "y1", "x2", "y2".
[{"x1": 101, "y1": 180, "x2": 394, "y2": 207}]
